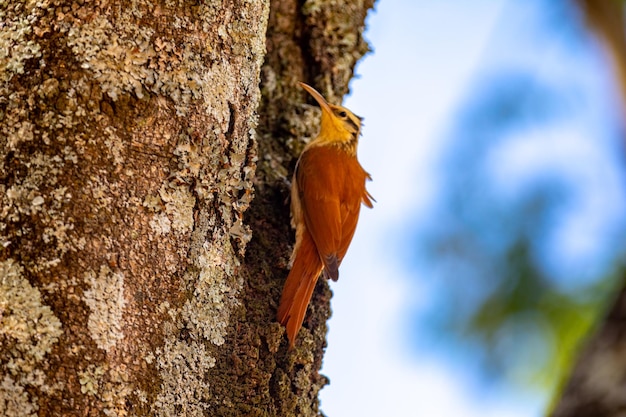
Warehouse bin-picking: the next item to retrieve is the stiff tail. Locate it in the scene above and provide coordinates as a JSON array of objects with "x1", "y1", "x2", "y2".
[{"x1": 277, "y1": 231, "x2": 323, "y2": 348}]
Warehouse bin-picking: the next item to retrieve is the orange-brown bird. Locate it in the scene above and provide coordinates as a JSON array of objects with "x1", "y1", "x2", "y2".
[{"x1": 277, "y1": 82, "x2": 373, "y2": 348}]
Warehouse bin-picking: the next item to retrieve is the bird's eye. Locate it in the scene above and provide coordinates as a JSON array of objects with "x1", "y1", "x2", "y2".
[{"x1": 338, "y1": 111, "x2": 347, "y2": 118}]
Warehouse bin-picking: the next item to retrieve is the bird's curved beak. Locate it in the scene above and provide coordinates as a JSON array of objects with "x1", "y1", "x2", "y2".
[{"x1": 299, "y1": 82, "x2": 333, "y2": 114}]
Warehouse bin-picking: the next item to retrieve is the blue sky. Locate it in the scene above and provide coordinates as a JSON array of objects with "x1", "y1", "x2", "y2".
[{"x1": 318, "y1": 1, "x2": 626, "y2": 416}]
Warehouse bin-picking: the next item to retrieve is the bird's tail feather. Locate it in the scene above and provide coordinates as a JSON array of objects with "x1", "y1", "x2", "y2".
[{"x1": 277, "y1": 231, "x2": 323, "y2": 348}]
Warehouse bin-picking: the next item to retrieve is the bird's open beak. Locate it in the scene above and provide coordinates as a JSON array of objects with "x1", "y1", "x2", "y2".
[{"x1": 299, "y1": 82, "x2": 333, "y2": 114}]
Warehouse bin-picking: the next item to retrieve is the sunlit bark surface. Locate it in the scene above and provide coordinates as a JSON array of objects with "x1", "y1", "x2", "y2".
[{"x1": 0, "y1": 0, "x2": 373, "y2": 416}]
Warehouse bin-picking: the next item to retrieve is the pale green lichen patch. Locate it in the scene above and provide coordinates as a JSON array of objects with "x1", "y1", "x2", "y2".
[
  {"x1": 158, "y1": 184, "x2": 196, "y2": 234},
  {"x1": 6, "y1": 120, "x2": 35, "y2": 148},
  {"x1": 78, "y1": 364, "x2": 106, "y2": 396},
  {"x1": 142, "y1": 193, "x2": 163, "y2": 213},
  {"x1": 0, "y1": 259, "x2": 63, "y2": 416},
  {"x1": 77, "y1": 363, "x2": 134, "y2": 417},
  {"x1": 2, "y1": 153, "x2": 62, "y2": 220},
  {"x1": 153, "y1": 338, "x2": 216, "y2": 417},
  {"x1": 0, "y1": 148, "x2": 76, "y2": 267},
  {"x1": 0, "y1": 15, "x2": 41, "y2": 84},
  {"x1": 88, "y1": 177, "x2": 115, "y2": 211},
  {"x1": 180, "y1": 240, "x2": 240, "y2": 346},
  {"x1": 66, "y1": 15, "x2": 155, "y2": 101},
  {"x1": 149, "y1": 212, "x2": 172, "y2": 235},
  {"x1": 103, "y1": 126, "x2": 126, "y2": 167},
  {"x1": 154, "y1": 221, "x2": 246, "y2": 412},
  {"x1": 101, "y1": 365, "x2": 133, "y2": 417},
  {"x1": 63, "y1": 8, "x2": 228, "y2": 116},
  {"x1": 83, "y1": 265, "x2": 126, "y2": 353},
  {"x1": 0, "y1": 259, "x2": 63, "y2": 371},
  {"x1": 0, "y1": 375, "x2": 37, "y2": 417}
]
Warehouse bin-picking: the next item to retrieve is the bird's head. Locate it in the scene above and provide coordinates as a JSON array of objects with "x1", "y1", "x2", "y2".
[{"x1": 299, "y1": 82, "x2": 362, "y2": 149}]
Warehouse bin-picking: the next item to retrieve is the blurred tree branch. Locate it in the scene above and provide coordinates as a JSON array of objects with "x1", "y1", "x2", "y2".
[
  {"x1": 576, "y1": 0, "x2": 626, "y2": 110},
  {"x1": 551, "y1": 275, "x2": 626, "y2": 417},
  {"x1": 550, "y1": 1, "x2": 626, "y2": 416}
]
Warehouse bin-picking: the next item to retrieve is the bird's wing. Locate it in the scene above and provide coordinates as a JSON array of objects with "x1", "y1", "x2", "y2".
[
  {"x1": 296, "y1": 148, "x2": 343, "y2": 280},
  {"x1": 296, "y1": 147, "x2": 370, "y2": 281}
]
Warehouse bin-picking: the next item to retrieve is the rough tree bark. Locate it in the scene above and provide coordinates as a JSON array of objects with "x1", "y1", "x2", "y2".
[{"x1": 0, "y1": 0, "x2": 373, "y2": 416}]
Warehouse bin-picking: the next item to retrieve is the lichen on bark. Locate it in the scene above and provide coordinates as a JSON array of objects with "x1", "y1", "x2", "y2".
[
  {"x1": 0, "y1": 0, "x2": 374, "y2": 414},
  {"x1": 2, "y1": 0, "x2": 267, "y2": 414},
  {"x1": 0, "y1": 259, "x2": 63, "y2": 417}
]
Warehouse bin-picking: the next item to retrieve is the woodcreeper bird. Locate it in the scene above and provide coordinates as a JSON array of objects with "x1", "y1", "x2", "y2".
[{"x1": 277, "y1": 82, "x2": 373, "y2": 348}]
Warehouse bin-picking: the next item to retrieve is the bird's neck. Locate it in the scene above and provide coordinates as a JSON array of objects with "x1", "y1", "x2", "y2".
[{"x1": 307, "y1": 132, "x2": 358, "y2": 157}]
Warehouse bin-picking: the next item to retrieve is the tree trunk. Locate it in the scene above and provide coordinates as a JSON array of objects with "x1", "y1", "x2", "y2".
[
  {"x1": 0, "y1": 0, "x2": 373, "y2": 416},
  {"x1": 550, "y1": 1, "x2": 626, "y2": 416},
  {"x1": 550, "y1": 278, "x2": 626, "y2": 417}
]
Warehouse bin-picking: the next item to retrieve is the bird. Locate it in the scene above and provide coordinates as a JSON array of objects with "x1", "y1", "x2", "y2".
[{"x1": 277, "y1": 81, "x2": 374, "y2": 349}]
